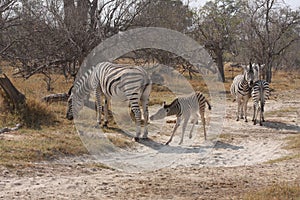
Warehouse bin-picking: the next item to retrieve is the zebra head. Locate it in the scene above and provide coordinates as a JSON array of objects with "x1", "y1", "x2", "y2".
[
  {"x1": 244, "y1": 63, "x2": 255, "y2": 88},
  {"x1": 150, "y1": 102, "x2": 170, "y2": 120}
]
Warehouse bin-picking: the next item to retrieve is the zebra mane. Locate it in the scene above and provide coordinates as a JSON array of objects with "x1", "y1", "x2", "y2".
[
  {"x1": 67, "y1": 85, "x2": 73, "y2": 96},
  {"x1": 164, "y1": 98, "x2": 181, "y2": 116},
  {"x1": 74, "y1": 66, "x2": 97, "y2": 94}
]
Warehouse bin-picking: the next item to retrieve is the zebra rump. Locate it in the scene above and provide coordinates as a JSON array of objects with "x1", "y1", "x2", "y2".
[
  {"x1": 66, "y1": 62, "x2": 152, "y2": 140},
  {"x1": 252, "y1": 80, "x2": 270, "y2": 125},
  {"x1": 150, "y1": 92, "x2": 211, "y2": 145}
]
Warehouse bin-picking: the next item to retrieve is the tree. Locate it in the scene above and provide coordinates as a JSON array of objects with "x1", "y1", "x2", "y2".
[
  {"x1": 192, "y1": 0, "x2": 243, "y2": 82},
  {"x1": 127, "y1": 0, "x2": 198, "y2": 78},
  {"x1": 133, "y1": 0, "x2": 193, "y2": 32},
  {"x1": 0, "y1": 0, "x2": 19, "y2": 57},
  {"x1": 239, "y1": 0, "x2": 300, "y2": 82},
  {"x1": 2, "y1": 0, "x2": 151, "y2": 90}
]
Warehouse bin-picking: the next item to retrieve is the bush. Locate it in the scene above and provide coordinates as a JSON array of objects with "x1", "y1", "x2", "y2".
[{"x1": 0, "y1": 98, "x2": 57, "y2": 129}]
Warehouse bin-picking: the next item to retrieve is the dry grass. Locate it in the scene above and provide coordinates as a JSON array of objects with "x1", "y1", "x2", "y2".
[
  {"x1": 0, "y1": 67, "x2": 85, "y2": 167},
  {"x1": 265, "y1": 106, "x2": 298, "y2": 118},
  {"x1": 107, "y1": 134, "x2": 135, "y2": 149},
  {"x1": 243, "y1": 183, "x2": 300, "y2": 200},
  {"x1": 0, "y1": 128, "x2": 87, "y2": 168},
  {"x1": 0, "y1": 61, "x2": 300, "y2": 169}
]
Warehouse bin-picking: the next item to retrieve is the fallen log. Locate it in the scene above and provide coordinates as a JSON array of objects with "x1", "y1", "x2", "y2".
[
  {"x1": 41, "y1": 93, "x2": 69, "y2": 103},
  {"x1": 0, "y1": 124, "x2": 22, "y2": 134}
]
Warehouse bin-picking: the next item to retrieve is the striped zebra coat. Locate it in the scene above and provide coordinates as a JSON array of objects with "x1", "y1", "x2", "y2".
[
  {"x1": 252, "y1": 80, "x2": 270, "y2": 125},
  {"x1": 66, "y1": 62, "x2": 152, "y2": 140},
  {"x1": 150, "y1": 92, "x2": 211, "y2": 145},
  {"x1": 230, "y1": 64, "x2": 256, "y2": 122}
]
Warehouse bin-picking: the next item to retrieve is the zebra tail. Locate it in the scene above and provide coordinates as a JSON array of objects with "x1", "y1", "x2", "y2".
[
  {"x1": 260, "y1": 83, "x2": 264, "y2": 113},
  {"x1": 206, "y1": 100, "x2": 212, "y2": 110}
]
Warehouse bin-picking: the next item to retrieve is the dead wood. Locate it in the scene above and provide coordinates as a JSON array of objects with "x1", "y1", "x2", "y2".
[
  {"x1": 0, "y1": 74, "x2": 26, "y2": 109},
  {"x1": 41, "y1": 93, "x2": 69, "y2": 103}
]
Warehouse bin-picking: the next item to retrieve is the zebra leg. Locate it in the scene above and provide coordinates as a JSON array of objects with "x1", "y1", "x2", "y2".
[
  {"x1": 253, "y1": 104, "x2": 256, "y2": 125},
  {"x1": 236, "y1": 100, "x2": 241, "y2": 121},
  {"x1": 252, "y1": 104, "x2": 255, "y2": 122},
  {"x1": 166, "y1": 117, "x2": 181, "y2": 145},
  {"x1": 260, "y1": 102, "x2": 264, "y2": 126},
  {"x1": 141, "y1": 84, "x2": 151, "y2": 139},
  {"x1": 240, "y1": 103, "x2": 244, "y2": 119},
  {"x1": 189, "y1": 114, "x2": 198, "y2": 139},
  {"x1": 95, "y1": 86, "x2": 102, "y2": 128},
  {"x1": 253, "y1": 105, "x2": 258, "y2": 125},
  {"x1": 131, "y1": 106, "x2": 142, "y2": 141},
  {"x1": 244, "y1": 99, "x2": 249, "y2": 122},
  {"x1": 103, "y1": 97, "x2": 109, "y2": 128},
  {"x1": 179, "y1": 116, "x2": 189, "y2": 145},
  {"x1": 261, "y1": 100, "x2": 265, "y2": 123},
  {"x1": 200, "y1": 111, "x2": 207, "y2": 140}
]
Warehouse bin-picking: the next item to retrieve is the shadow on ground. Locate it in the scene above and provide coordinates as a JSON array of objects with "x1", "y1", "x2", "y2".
[{"x1": 262, "y1": 121, "x2": 300, "y2": 133}]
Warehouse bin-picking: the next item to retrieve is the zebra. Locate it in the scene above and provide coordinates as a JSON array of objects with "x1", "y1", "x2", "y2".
[
  {"x1": 230, "y1": 63, "x2": 256, "y2": 122},
  {"x1": 150, "y1": 92, "x2": 211, "y2": 145},
  {"x1": 66, "y1": 62, "x2": 152, "y2": 141},
  {"x1": 252, "y1": 80, "x2": 270, "y2": 126}
]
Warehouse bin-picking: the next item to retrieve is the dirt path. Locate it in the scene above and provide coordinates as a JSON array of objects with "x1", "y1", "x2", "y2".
[{"x1": 0, "y1": 90, "x2": 299, "y2": 199}]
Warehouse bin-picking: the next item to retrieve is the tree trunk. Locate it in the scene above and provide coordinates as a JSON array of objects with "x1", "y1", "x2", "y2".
[
  {"x1": 215, "y1": 49, "x2": 225, "y2": 82},
  {"x1": 0, "y1": 74, "x2": 26, "y2": 109},
  {"x1": 266, "y1": 65, "x2": 272, "y2": 83},
  {"x1": 63, "y1": 0, "x2": 75, "y2": 29}
]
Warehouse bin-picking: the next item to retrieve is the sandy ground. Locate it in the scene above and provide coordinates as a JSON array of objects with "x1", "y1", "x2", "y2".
[{"x1": 0, "y1": 90, "x2": 299, "y2": 199}]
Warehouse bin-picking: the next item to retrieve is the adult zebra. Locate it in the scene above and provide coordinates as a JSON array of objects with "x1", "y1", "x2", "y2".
[
  {"x1": 252, "y1": 80, "x2": 270, "y2": 125},
  {"x1": 150, "y1": 92, "x2": 211, "y2": 145},
  {"x1": 230, "y1": 64, "x2": 256, "y2": 122},
  {"x1": 66, "y1": 62, "x2": 152, "y2": 141}
]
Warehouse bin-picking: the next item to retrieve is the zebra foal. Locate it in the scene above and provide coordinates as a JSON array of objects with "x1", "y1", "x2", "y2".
[
  {"x1": 252, "y1": 80, "x2": 270, "y2": 125},
  {"x1": 66, "y1": 62, "x2": 152, "y2": 141},
  {"x1": 150, "y1": 92, "x2": 211, "y2": 145},
  {"x1": 230, "y1": 64, "x2": 256, "y2": 122}
]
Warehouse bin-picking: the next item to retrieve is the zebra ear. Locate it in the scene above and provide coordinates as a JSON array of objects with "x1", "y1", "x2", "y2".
[{"x1": 162, "y1": 101, "x2": 166, "y2": 106}]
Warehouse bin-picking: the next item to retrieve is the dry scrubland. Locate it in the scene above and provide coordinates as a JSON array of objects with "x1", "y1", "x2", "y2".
[{"x1": 0, "y1": 62, "x2": 300, "y2": 199}]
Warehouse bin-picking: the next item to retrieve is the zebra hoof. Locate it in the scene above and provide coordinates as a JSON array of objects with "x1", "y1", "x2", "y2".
[
  {"x1": 259, "y1": 123, "x2": 263, "y2": 126},
  {"x1": 133, "y1": 137, "x2": 140, "y2": 142},
  {"x1": 94, "y1": 124, "x2": 100, "y2": 129},
  {"x1": 102, "y1": 124, "x2": 108, "y2": 129},
  {"x1": 236, "y1": 118, "x2": 239, "y2": 121}
]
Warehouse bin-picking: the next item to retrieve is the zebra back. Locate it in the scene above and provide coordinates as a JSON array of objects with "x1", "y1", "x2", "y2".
[
  {"x1": 68, "y1": 62, "x2": 151, "y2": 119},
  {"x1": 168, "y1": 92, "x2": 211, "y2": 117}
]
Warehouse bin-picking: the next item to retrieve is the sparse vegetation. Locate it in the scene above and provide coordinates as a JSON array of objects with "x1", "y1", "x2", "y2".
[
  {"x1": 243, "y1": 183, "x2": 300, "y2": 200},
  {"x1": 0, "y1": 0, "x2": 299, "y2": 199},
  {"x1": 0, "y1": 128, "x2": 87, "y2": 168}
]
